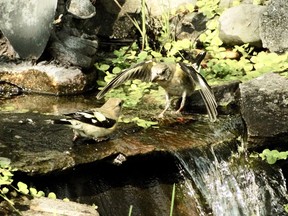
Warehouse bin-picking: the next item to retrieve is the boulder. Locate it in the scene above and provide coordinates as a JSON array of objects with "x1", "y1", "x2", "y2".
[
  {"x1": 219, "y1": 4, "x2": 266, "y2": 46},
  {"x1": 0, "y1": 110, "x2": 243, "y2": 175},
  {"x1": 240, "y1": 73, "x2": 288, "y2": 148},
  {"x1": 66, "y1": 0, "x2": 96, "y2": 19},
  {"x1": 259, "y1": 0, "x2": 288, "y2": 53},
  {"x1": 181, "y1": 80, "x2": 241, "y2": 115},
  {"x1": 172, "y1": 12, "x2": 208, "y2": 41},
  {"x1": 0, "y1": 0, "x2": 57, "y2": 60},
  {"x1": 90, "y1": 0, "x2": 196, "y2": 38},
  {"x1": 22, "y1": 197, "x2": 99, "y2": 216},
  {"x1": 0, "y1": 62, "x2": 97, "y2": 95},
  {"x1": 49, "y1": 32, "x2": 98, "y2": 68}
]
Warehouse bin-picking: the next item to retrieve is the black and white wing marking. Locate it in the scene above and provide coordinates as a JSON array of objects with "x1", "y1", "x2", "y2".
[
  {"x1": 179, "y1": 61, "x2": 218, "y2": 122},
  {"x1": 192, "y1": 51, "x2": 206, "y2": 70},
  {"x1": 65, "y1": 111, "x2": 116, "y2": 128},
  {"x1": 96, "y1": 60, "x2": 154, "y2": 99}
]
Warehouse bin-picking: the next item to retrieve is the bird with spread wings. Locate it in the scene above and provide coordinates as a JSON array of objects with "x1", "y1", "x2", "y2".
[{"x1": 96, "y1": 51, "x2": 218, "y2": 122}]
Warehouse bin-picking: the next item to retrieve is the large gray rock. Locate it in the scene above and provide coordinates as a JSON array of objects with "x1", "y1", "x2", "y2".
[
  {"x1": 90, "y1": 0, "x2": 196, "y2": 38},
  {"x1": 66, "y1": 0, "x2": 96, "y2": 19},
  {"x1": 219, "y1": 4, "x2": 266, "y2": 46},
  {"x1": 0, "y1": 82, "x2": 244, "y2": 175},
  {"x1": 259, "y1": 0, "x2": 288, "y2": 53},
  {"x1": 0, "y1": 0, "x2": 57, "y2": 60},
  {"x1": 101, "y1": 0, "x2": 196, "y2": 17},
  {"x1": 0, "y1": 62, "x2": 97, "y2": 95},
  {"x1": 22, "y1": 197, "x2": 99, "y2": 216},
  {"x1": 49, "y1": 32, "x2": 98, "y2": 68},
  {"x1": 172, "y1": 12, "x2": 208, "y2": 41},
  {"x1": 240, "y1": 73, "x2": 288, "y2": 148}
]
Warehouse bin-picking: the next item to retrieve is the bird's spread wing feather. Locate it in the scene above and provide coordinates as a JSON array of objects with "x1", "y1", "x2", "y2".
[
  {"x1": 179, "y1": 61, "x2": 218, "y2": 122},
  {"x1": 64, "y1": 111, "x2": 116, "y2": 128},
  {"x1": 192, "y1": 51, "x2": 206, "y2": 70},
  {"x1": 96, "y1": 60, "x2": 154, "y2": 99}
]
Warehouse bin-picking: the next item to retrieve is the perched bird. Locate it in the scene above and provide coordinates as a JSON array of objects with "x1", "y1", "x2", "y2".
[
  {"x1": 96, "y1": 52, "x2": 217, "y2": 121},
  {"x1": 52, "y1": 98, "x2": 123, "y2": 142}
]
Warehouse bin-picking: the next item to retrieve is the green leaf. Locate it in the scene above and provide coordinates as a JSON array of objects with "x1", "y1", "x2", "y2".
[
  {"x1": 48, "y1": 192, "x2": 57, "y2": 199},
  {"x1": 112, "y1": 66, "x2": 122, "y2": 74},
  {"x1": 0, "y1": 157, "x2": 11, "y2": 167},
  {"x1": 97, "y1": 64, "x2": 110, "y2": 71},
  {"x1": 17, "y1": 181, "x2": 29, "y2": 194},
  {"x1": 138, "y1": 51, "x2": 148, "y2": 61},
  {"x1": 29, "y1": 187, "x2": 38, "y2": 197},
  {"x1": 37, "y1": 190, "x2": 45, "y2": 197},
  {"x1": 164, "y1": 42, "x2": 172, "y2": 51},
  {"x1": 131, "y1": 117, "x2": 158, "y2": 129},
  {"x1": 284, "y1": 204, "x2": 288, "y2": 213},
  {"x1": 2, "y1": 170, "x2": 13, "y2": 178},
  {"x1": 151, "y1": 51, "x2": 162, "y2": 58},
  {"x1": 266, "y1": 156, "x2": 277, "y2": 165},
  {"x1": 259, "y1": 149, "x2": 288, "y2": 164},
  {"x1": 63, "y1": 198, "x2": 70, "y2": 202},
  {"x1": 2, "y1": 187, "x2": 9, "y2": 194}
]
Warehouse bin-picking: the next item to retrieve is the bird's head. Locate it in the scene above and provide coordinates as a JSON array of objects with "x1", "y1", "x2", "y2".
[
  {"x1": 100, "y1": 98, "x2": 123, "y2": 118},
  {"x1": 151, "y1": 63, "x2": 172, "y2": 82}
]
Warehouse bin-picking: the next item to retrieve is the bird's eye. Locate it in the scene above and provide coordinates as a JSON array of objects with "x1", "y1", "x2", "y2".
[{"x1": 160, "y1": 68, "x2": 168, "y2": 75}]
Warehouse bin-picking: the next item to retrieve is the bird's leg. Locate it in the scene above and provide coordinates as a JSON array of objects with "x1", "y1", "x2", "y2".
[
  {"x1": 72, "y1": 130, "x2": 80, "y2": 142},
  {"x1": 72, "y1": 134, "x2": 79, "y2": 142},
  {"x1": 175, "y1": 90, "x2": 187, "y2": 114},
  {"x1": 158, "y1": 93, "x2": 171, "y2": 118}
]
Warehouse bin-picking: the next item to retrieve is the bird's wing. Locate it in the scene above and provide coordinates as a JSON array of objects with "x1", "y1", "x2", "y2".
[
  {"x1": 64, "y1": 111, "x2": 116, "y2": 128},
  {"x1": 96, "y1": 60, "x2": 154, "y2": 99},
  {"x1": 192, "y1": 51, "x2": 206, "y2": 70},
  {"x1": 179, "y1": 61, "x2": 218, "y2": 122}
]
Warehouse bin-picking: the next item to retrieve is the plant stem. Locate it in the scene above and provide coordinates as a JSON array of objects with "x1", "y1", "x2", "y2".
[
  {"x1": 169, "y1": 183, "x2": 176, "y2": 216},
  {"x1": 128, "y1": 205, "x2": 133, "y2": 216},
  {"x1": 113, "y1": 0, "x2": 148, "y2": 50}
]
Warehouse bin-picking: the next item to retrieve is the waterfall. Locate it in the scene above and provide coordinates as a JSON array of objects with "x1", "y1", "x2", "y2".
[{"x1": 174, "y1": 144, "x2": 288, "y2": 216}]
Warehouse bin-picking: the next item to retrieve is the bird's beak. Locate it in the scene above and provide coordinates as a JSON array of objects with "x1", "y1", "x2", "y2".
[{"x1": 151, "y1": 71, "x2": 159, "y2": 82}]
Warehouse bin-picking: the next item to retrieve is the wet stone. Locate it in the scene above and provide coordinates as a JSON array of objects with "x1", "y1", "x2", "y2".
[
  {"x1": 0, "y1": 110, "x2": 244, "y2": 175},
  {"x1": 240, "y1": 72, "x2": 288, "y2": 148}
]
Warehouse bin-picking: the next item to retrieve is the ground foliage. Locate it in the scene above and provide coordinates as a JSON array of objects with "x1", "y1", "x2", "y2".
[
  {"x1": 95, "y1": 0, "x2": 288, "y2": 124},
  {"x1": 0, "y1": 157, "x2": 66, "y2": 215}
]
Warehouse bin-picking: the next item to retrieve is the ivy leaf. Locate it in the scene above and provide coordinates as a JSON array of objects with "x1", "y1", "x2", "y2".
[
  {"x1": 48, "y1": 192, "x2": 57, "y2": 199},
  {"x1": 151, "y1": 51, "x2": 162, "y2": 58},
  {"x1": 29, "y1": 187, "x2": 38, "y2": 197},
  {"x1": 112, "y1": 66, "x2": 122, "y2": 74},
  {"x1": 0, "y1": 157, "x2": 11, "y2": 167},
  {"x1": 2, "y1": 187, "x2": 9, "y2": 194},
  {"x1": 37, "y1": 190, "x2": 45, "y2": 197},
  {"x1": 96, "y1": 63, "x2": 110, "y2": 71},
  {"x1": 17, "y1": 181, "x2": 29, "y2": 194}
]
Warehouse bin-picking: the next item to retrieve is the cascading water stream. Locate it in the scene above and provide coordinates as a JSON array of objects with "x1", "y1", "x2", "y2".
[{"x1": 174, "y1": 144, "x2": 288, "y2": 216}]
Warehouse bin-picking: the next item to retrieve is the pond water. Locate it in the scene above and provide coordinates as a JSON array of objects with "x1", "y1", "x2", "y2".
[
  {"x1": 2, "y1": 94, "x2": 288, "y2": 215},
  {"x1": 16, "y1": 142, "x2": 288, "y2": 216},
  {"x1": 175, "y1": 147, "x2": 288, "y2": 216}
]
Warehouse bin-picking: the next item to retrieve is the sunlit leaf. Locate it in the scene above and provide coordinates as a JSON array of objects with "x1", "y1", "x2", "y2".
[
  {"x1": 0, "y1": 157, "x2": 11, "y2": 167},
  {"x1": 17, "y1": 181, "x2": 29, "y2": 194},
  {"x1": 48, "y1": 192, "x2": 57, "y2": 199},
  {"x1": 2, "y1": 187, "x2": 9, "y2": 194},
  {"x1": 29, "y1": 187, "x2": 38, "y2": 196}
]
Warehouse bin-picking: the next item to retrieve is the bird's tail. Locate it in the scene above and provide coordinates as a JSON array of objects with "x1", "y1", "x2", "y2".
[
  {"x1": 179, "y1": 59, "x2": 218, "y2": 122},
  {"x1": 196, "y1": 74, "x2": 218, "y2": 122}
]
